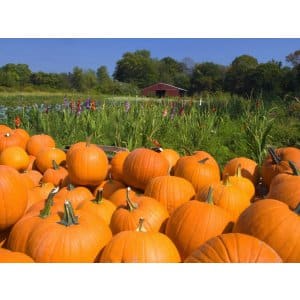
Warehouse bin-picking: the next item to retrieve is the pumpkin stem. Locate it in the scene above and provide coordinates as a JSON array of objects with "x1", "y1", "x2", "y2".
[
  {"x1": 235, "y1": 164, "x2": 242, "y2": 177},
  {"x1": 92, "y1": 188, "x2": 103, "y2": 204},
  {"x1": 181, "y1": 146, "x2": 192, "y2": 156},
  {"x1": 86, "y1": 135, "x2": 93, "y2": 147},
  {"x1": 67, "y1": 183, "x2": 75, "y2": 191},
  {"x1": 39, "y1": 187, "x2": 59, "y2": 218},
  {"x1": 288, "y1": 161, "x2": 300, "y2": 176},
  {"x1": 198, "y1": 157, "x2": 209, "y2": 164},
  {"x1": 268, "y1": 147, "x2": 281, "y2": 165},
  {"x1": 294, "y1": 203, "x2": 300, "y2": 215},
  {"x1": 59, "y1": 200, "x2": 79, "y2": 226},
  {"x1": 151, "y1": 147, "x2": 164, "y2": 153},
  {"x1": 136, "y1": 218, "x2": 147, "y2": 232},
  {"x1": 222, "y1": 173, "x2": 231, "y2": 186},
  {"x1": 52, "y1": 160, "x2": 59, "y2": 170},
  {"x1": 126, "y1": 187, "x2": 138, "y2": 211},
  {"x1": 206, "y1": 186, "x2": 214, "y2": 205}
]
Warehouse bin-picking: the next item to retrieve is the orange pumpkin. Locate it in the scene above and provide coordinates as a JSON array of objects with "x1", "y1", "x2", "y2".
[
  {"x1": 0, "y1": 146, "x2": 30, "y2": 171},
  {"x1": 110, "y1": 150, "x2": 130, "y2": 182},
  {"x1": 0, "y1": 248, "x2": 34, "y2": 263},
  {"x1": 66, "y1": 140, "x2": 109, "y2": 186},
  {"x1": 99, "y1": 218, "x2": 180, "y2": 263},
  {"x1": 26, "y1": 134, "x2": 56, "y2": 157},
  {"x1": 0, "y1": 165, "x2": 28, "y2": 231},
  {"x1": 41, "y1": 160, "x2": 68, "y2": 186},
  {"x1": 185, "y1": 233, "x2": 282, "y2": 263}
]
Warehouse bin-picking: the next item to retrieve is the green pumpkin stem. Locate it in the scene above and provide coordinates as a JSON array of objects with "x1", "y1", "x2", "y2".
[
  {"x1": 39, "y1": 187, "x2": 59, "y2": 218},
  {"x1": 294, "y1": 203, "x2": 300, "y2": 215},
  {"x1": 136, "y1": 218, "x2": 147, "y2": 232},
  {"x1": 52, "y1": 160, "x2": 59, "y2": 170},
  {"x1": 67, "y1": 183, "x2": 75, "y2": 191},
  {"x1": 86, "y1": 135, "x2": 93, "y2": 147},
  {"x1": 126, "y1": 187, "x2": 138, "y2": 211},
  {"x1": 59, "y1": 200, "x2": 79, "y2": 226},
  {"x1": 93, "y1": 188, "x2": 103, "y2": 204},
  {"x1": 268, "y1": 147, "x2": 281, "y2": 165},
  {"x1": 206, "y1": 186, "x2": 214, "y2": 205},
  {"x1": 288, "y1": 161, "x2": 300, "y2": 176}
]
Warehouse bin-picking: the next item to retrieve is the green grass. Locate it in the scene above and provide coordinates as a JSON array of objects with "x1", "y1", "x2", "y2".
[{"x1": 1, "y1": 92, "x2": 299, "y2": 169}]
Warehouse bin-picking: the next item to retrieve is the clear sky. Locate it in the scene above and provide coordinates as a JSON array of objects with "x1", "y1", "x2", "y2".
[{"x1": 0, "y1": 38, "x2": 299, "y2": 76}]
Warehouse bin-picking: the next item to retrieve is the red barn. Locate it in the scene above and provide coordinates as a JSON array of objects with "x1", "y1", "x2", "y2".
[{"x1": 142, "y1": 82, "x2": 187, "y2": 98}]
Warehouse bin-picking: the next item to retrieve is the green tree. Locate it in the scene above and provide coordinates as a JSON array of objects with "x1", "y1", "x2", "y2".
[
  {"x1": 82, "y1": 69, "x2": 97, "y2": 91},
  {"x1": 113, "y1": 50, "x2": 159, "y2": 88},
  {"x1": 286, "y1": 50, "x2": 300, "y2": 67},
  {"x1": 71, "y1": 66, "x2": 84, "y2": 91},
  {"x1": 224, "y1": 55, "x2": 258, "y2": 96},
  {"x1": 96, "y1": 66, "x2": 113, "y2": 93},
  {"x1": 190, "y1": 62, "x2": 226, "y2": 94},
  {"x1": 158, "y1": 57, "x2": 184, "y2": 84},
  {"x1": 0, "y1": 63, "x2": 31, "y2": 88}
]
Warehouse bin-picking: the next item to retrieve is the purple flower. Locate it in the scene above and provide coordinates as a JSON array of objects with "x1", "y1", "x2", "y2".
[{"x1": 124, "y1": 101, "x2": 130, "y2": 113}]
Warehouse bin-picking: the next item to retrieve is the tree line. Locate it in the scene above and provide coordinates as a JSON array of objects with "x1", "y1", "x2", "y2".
[{"x1": 0, "y1": 49, "x2": 299, "y2": 100}]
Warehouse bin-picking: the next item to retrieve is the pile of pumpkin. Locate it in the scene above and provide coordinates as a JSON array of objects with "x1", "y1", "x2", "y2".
[{"x1": 0, "y1": 123, "x2": 299, "y2": 263}]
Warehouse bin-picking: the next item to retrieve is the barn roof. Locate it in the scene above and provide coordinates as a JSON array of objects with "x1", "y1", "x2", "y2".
[{"x1": 142, "y1": 82, "x2": 187, "y2": 91}]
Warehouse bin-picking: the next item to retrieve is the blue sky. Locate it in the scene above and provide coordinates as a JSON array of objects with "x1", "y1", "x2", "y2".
[{"x1": 0, "y1": 38, "x2": 299, "y2": 76}]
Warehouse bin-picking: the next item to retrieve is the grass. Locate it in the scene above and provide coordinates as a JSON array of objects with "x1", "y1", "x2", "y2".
[{"x1": 0, "y1": 92, "x2": 299, "y2": 169}]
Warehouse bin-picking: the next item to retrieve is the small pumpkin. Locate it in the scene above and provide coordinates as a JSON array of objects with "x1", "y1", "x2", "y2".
[
  {"x1": 26, "y1": 134, "x2": 56, "y2": 157},
  {"x1": 0, "y1": 146, "x2": 30, "y2": 171},
  {"x1": 0, "y1": 248, "x2": 34, "y2": 263}
]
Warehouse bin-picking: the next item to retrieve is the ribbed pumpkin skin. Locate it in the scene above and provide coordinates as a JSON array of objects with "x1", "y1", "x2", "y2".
[
  {"x1": 13, "y1": 208, "x2": 112, "y2": 263},
  {"x1": 122, "y1": 148, "x2": 170, "y2": 191},
  {"x1": 94, "y1": 179, "x2": 125, "y2": 199},
  {"x1": 267, "y1": 173, "x2": 300, "y2": 210},
  {"x1": 185, "y1": 233, "x2": 282, "y2": 263},
  {"x1": 26, "y1": 134, "x2": 56, "y2": 157},
  {"x1": 144, "y1": 176, "x2": 195, "y2": 215},
  {"x1": 110, "y1": 151, "x2": 130, "y2": 182},
  {"x1": 159, "y1": 148, "x2": 180, "y2": 173},
  {"x1": 174, "y1": 155, "x2": 220, "y2": 194},
  {"x1": 261, "y1": 147, "x2": 300, "y2": 188},
  {"x1": 99, "y1": 230, "x2": 180, "y2": 263},
  {"x1": 42, "y1": 166, "x2": 68, "y2": 186},
  {"x1": 109, "y1": 196, "x2": 169, "y2": 234},
  {"x1": 66, "y1": 142, "x2": 109, "y2": 186},
  {"x1": 196, "y1": 180, "x2": 250, "y2": 222},
  {"x1": 233, "y1": 199, "x2": 300, "y2": 262},
  {"x1": 35, "y1": 147, "x2": 66, "y2": 174},
  {"x1": 0, "y1": 165, "x2": 28, "y2": 231},
  {"x1": 222, "y1": 157, "x2": 259, "y2": 185},
  {"x1": 108, "y1": 187, "x2": 139, "y2": 208},
  {"x1": 0, "y1": 248, "x2": 34, "y2": 263},
  {"x1": 165, "y1": 200, "x2": 233, "y2": 261}
]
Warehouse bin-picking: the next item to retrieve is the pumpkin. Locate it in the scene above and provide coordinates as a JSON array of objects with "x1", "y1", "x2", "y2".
[
  {"x1": 26, "y1": 134, "x2": 56, "y2": 157},
  {"x1": 0, "y1": 130, "x2": 27, "y2": 152},
  {"x1": 159, "y1": 148, "x2": 180, "y2": 174},
  {"x1": 54, "y1": 184, "x2": 94, "y2": 209},
  {"x1": 144, "y1": 175, "x2": 195, "y2": 215},
  {"x1": 110, "y1": 150, "x2": 130, "y2": 182},
  {"x1": 261, "y1": 147, "x2": 300, "y2": 188},
  {"x1": 66, "y1": 139, "x2": 109, "y2": 186},
  {"x1": 0, "y1": 248, "x2": 34, "y2": 263},
  {"x1": 35, "y1": 147, "x2": 66, "y2": 174},
  {"x1": 99, "y1": 218, "x2": 180, "y2": 263},
  {"x1": 122, "y1": 148, "x2": 170, "y2": 191},
  {"x1": 233, "y1": 199, "x2": 300, "y2": 262},
  {"x1": 20, "y1": 170, "x2": 43, "y2": 189},
  {"x1": 174, "y1": 154, "x2": 220, "y2": 194},
  {"x1": 109, "y1": 187, "x2": 169, "y2": 234},
  {"x1": 93, "y1": 177, "x2": 125, "y2": 199},
  {"x1": 41, "y1": 160, "x2": 68, "y2": 187},
  {"x1": 0, "y1": 165, "x2": 28, "y2": 231},
  {"x1": 21, "y1": 201, "x2": 112, "y2": 262},
  {"x1": 195, "y1": 175, "x2": 251, "y2": 222},
  {"x1": 77, "y1": 188, "x2": 117, "y2": 225},
  {"x1": 165, "y1": 187, "x2": 233, "y2": 261},
  {"x1": 222, "y1": 156, "x2": 259, "y2": 185},
  {"x1": 0, "y1": 146, "x2": 30, "y2": 171},
  {"x1": 184, "y1": 233, "x2": 282, "y2": 263},
  {"x1": 266, "y1": 161, "x2": 300, "y2": 210},
  {"x1": 108, "y1": 186, "x2": 140, "y2": 208}
]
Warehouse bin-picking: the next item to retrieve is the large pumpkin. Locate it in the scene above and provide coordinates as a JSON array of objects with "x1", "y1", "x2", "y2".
[
  {"x1": 66, "y1": 140, "x2": 109, "y2": 186},
  {"x1": 233, "y1": 199, "x2": 300, "y2": 262},
  {"x1": 99, "y1": 218, "x2": 180, "y2": 263},
  {"x1": 0, "y1": 165, "x2": 28, "y2": 231},
  {"x1": 165, "y1": 188, "x2": 233, "y2": 261},
  {"x1": 184, "y1": 233, "x2": 282, "y2": 263},
  {"x1": 122, "y1": 148, "x2": 170, "y2": 191}
]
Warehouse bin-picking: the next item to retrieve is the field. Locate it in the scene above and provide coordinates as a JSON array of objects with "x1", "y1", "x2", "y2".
[{"x1": 0, "y1": 91, "x2": 299, "y2": 168}]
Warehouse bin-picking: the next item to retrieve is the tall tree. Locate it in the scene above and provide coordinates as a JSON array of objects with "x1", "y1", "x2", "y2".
[{"x1": 113, "y1": 50, "x2": 158, "y2": 88}]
